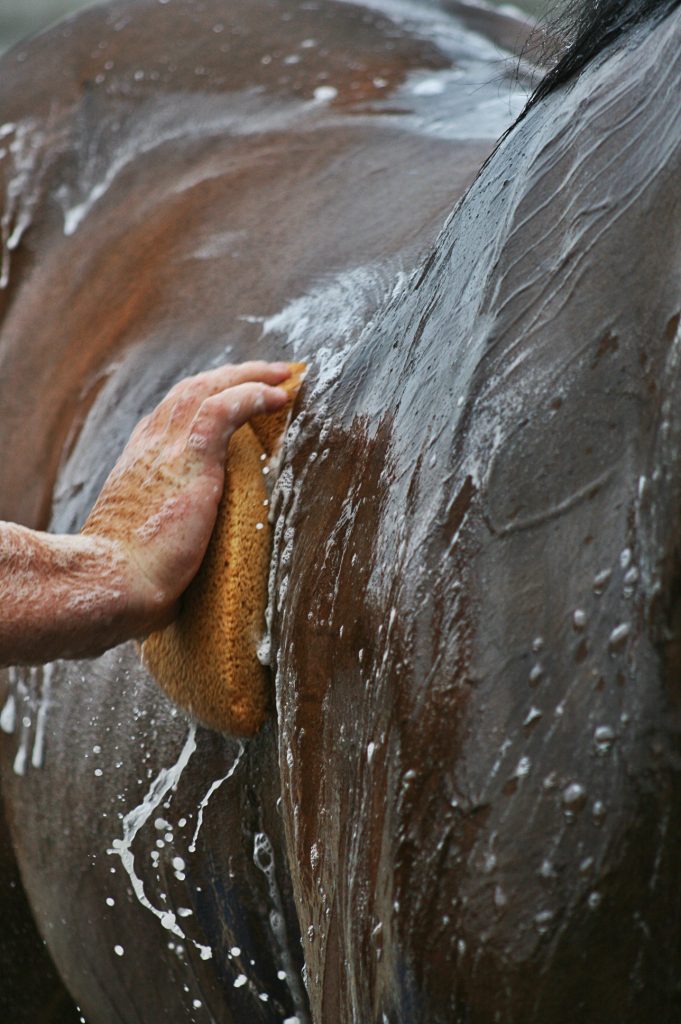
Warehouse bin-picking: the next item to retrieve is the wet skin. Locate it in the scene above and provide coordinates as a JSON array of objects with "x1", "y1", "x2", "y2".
[{"x1": 0, "y1": 0, "x2": 679, "y2": 1022}]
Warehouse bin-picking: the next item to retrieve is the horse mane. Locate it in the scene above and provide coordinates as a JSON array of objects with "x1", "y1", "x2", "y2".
[{"x1": 525, "y1": 0, "x2": 680, "y2": 112}]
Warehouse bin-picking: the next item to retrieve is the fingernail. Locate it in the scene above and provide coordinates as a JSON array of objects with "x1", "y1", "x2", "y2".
[{"x1": 270, "y1": 362, "x2": 291, "y2": 373}]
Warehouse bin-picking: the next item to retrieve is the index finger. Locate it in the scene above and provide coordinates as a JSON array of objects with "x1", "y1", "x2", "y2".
[
  {"x1": 172, "y1": 361, "x2": 293, "y2": 403},
  {"x1": 146, "y1": 361, "x2": 295, "y2": 440}
]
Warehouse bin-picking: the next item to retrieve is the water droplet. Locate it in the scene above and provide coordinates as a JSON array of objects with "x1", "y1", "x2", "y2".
[
  {"x1": 562, "y1": 782, "x2": 587, "y2": 819},
  {"x1": 114, "y1": 944, "x2": 124, "y2": 956},
  {"x1": 591, "y1": 800, "x2": 606, "y2": 825},
  {"x1": 593, "y1": 569, "x2": 612, "y2": 594},
  {"x1": 572, "y1": 609, "x2": 587, "y2": 631},
  {"x1": 483, "y1": 853, "x2": 497, "y2": 874},
  {"x1": 230, "y1": 946, "x2": 241, "y2": 957},
  {"x1": 529, "y1": 663, "x2": 544, "y2": 685},
  {"x1": 313, "y1": 85, "x2": 338, "y2": 103},
  {"x1": 608, "y1": 623, "x2": 630, "y2": 652},
  {"x1": 593, "y1": 725, "x2": 615, "y2": 754},
  {"x1": 619, "y1": 548, "x2": 632, "y2": 570},
  {"x1": 588, "y1": 891, "x2": 602, "y2": 910},
  {"x1": 534, "y1": 909, "x2": 554, "y2": 934},
  {"x1": 531, "y1": 636, "x2": 544, "y2": 653},
  {"x1": 514, "y1": 755, "x2": 531, "y2": 778},
  {"x1": 367, "y1": 742, "x2": 375, "y2": 764},
  {"x1": 523, "y1": 706, "x2": 542, "y2": 727},
  {"x1": 106, "y1": 897, "x2": 115, "y2": 907},
  {"x1": 539, "y1": 859, "x2": 555, "y2": 878},
  {"x1": 233, "y1": 974, "x2": 247, "y2": 988},
  {"x1": 494, "y1": 885, "x2": 507, "y2": 908}
]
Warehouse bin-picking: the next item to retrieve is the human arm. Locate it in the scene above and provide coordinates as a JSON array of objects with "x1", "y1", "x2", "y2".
[{"x1": 0, "y1": 361, "x2": 292, "y2": 667}]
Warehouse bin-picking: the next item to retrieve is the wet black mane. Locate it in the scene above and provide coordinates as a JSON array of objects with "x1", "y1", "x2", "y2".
[{"x1": 527, "y1": 0, "x2": 680, "y2": 110}]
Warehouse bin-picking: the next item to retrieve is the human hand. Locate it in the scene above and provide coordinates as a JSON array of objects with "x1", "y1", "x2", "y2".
[{"x1": 81, "y1": 361, "x2": 292, "y2": 635}]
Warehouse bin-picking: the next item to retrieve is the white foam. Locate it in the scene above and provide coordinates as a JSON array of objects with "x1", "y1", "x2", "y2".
[
  {"x1": 0, "y1": 120, "x2": 48, "y2": 289},
  {"x1": 0, "y1": 694, "x2": 16, "y2": 734}
]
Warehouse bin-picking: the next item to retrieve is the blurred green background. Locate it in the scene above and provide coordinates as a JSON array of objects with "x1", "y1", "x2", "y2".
[
  {"x1": 1, "y1": 0, "x2": 97, "y2": 53},
  {"x1": 0, "y1": 0, "x2": 556, "y2": 55}
]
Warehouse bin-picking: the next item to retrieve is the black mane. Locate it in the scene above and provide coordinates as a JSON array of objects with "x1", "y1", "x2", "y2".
[{"x1": 527, "y1": 0, "x2": 680, "y2": 110}]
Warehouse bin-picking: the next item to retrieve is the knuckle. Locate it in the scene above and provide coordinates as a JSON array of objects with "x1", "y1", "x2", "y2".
[
  {"x1": 170, "y1": 393, "x2": 199, "y2": 419},
  {"x1": 167, "y1": 378, "x2": 189, "y2": 399}
]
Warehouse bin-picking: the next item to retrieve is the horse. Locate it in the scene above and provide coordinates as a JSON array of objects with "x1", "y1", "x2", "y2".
[{"x1": 1, "y1": 0, "x2": 679, "y2": 1021}]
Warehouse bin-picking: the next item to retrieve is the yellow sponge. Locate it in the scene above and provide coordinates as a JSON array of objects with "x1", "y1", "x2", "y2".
[{"x1": 141, "y1": 364, "x2": 306, "y2": 734}]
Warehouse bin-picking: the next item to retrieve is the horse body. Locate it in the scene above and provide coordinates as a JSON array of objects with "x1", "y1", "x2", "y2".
[
  {"x1": 275, "y1": 9, "x2": 681, "y2": 1019},
  {"x1": 0, "y1": 1, "x2": 527, "y2": 1021},
  {"x1": 1, "y1": 0, "x2": 680, "y2": 1022}
]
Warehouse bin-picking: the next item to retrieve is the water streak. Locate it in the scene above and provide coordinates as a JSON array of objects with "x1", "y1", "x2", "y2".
[
  {"x1": 108, "y1": 724, "x2": 212, "y2": 958},
  {"x1": 31, "y1": 662, "x2": 54, "y2": 769},
  {"x1": 0, "y1": 693, "x2": 16, "y2": 734},
  {"x1": 188, "y1": 742, "x2": 244, "y2": 854},
  {"x1": 253, "y1": 831, "x2": 310, "y2": 1023}
]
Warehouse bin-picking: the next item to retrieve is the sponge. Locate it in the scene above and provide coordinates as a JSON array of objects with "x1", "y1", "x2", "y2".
[{"x1": 140, "y1": 363, "x2": 306, "y2": 734}]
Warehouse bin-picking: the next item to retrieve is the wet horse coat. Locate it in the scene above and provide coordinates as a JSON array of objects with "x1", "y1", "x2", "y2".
[
  {"x1": 1, "y1": 0, "x2": 680, "y2": 1022},
  {"x1": 0, "y1": 1, "x2": 530, "y2": 1020}
]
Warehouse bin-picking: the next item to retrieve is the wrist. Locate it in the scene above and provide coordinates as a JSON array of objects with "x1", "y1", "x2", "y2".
[
  {"x1": 79, "y1": 532, "x2": 174, "y2": 642},
  {"x1": 0, "y1": 525, "x2": 143, "y2": 666},
  {"x1": 66, "y1": 532, "x2": 136, "y2": 651}
]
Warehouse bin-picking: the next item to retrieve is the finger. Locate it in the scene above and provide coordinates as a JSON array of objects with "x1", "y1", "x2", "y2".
[
  {"x1": 187, "y1": 383, "x2": 289, "y2": 462},
  {"x1": 150, "y1": 362, "x2": 293, "y2": 436},
  {"x1": 167, "y1": 361, "x2": 292, "y2": 403},
  {"x1": 194, "y1": 361, "x2": 293, "y2": 395}
]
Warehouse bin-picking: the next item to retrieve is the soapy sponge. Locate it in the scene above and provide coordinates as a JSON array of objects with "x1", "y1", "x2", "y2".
[{"x1": 141, "y1": 364, "x2": 306, "y2": 734}]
